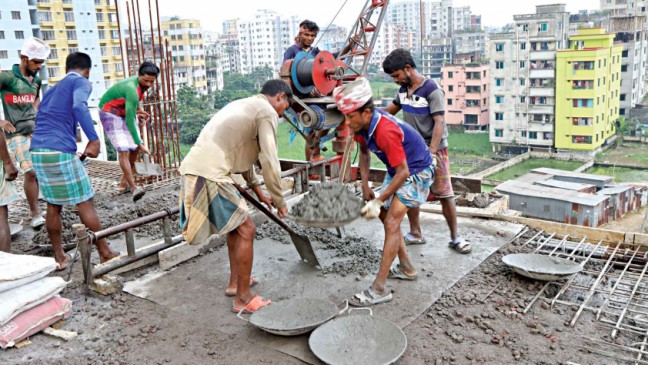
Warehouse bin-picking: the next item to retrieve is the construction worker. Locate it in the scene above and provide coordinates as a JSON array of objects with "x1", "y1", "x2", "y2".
[
  {"x1": 178, "y1": 80, "x2": 292, "y2": 314},
  {"x1": 382, "y1": 49, "x2": 471, "y2": 254},
  {"x1": 0, "y1": 37, "x2": 49, "y2": 229},
  {"x1": 31, "y1": 52, "x2": 119, "y2": 270},
  {"x1": 334, "y1": 77, "x2": 435, "y2": 307},
  {"x1": 98, "y1": 61, "x2": 159, "y2": 202}
]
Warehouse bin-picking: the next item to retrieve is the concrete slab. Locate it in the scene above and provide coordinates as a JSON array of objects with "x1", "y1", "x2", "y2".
[{"x1": 124, "y1": 213, "x2": 524, "y2": 364}]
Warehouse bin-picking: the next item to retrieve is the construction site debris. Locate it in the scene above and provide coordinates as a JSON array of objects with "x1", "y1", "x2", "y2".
[{"x1": 289, "y1": 183, "x2": 363, "y2": 223}]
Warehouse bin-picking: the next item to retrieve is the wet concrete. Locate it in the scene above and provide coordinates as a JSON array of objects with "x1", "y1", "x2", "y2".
[
  {"x1": 290, "y1": 183, "x2": 363, "y2": 223},
  {"x1": 249, "y1": 298, "x2": 338, "y2": 333},
  {"x1": 123, "y1": 213, "x2": 524, "y2": 364}
]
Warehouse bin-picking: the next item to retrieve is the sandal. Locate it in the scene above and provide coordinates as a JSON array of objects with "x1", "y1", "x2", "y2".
[
  {"x1": 449, "y1": 238, "x2": 472, "y2": 254},
  {"x1": 56, "y1": 251, "x2": 80, "y2": 271},
  {"x1": 388, "y1": 266, "x2": 418, "y2": 281},
  {"x1": 30, "y1": 215, "x2": 46, "y2": 229},
  {"x1": 349, "y1": 288, "x2": 393, "y2": 307},
  {"x1": 132, "y1": 187, "x2": 146, "y2": 202},
  {"x1": 232, "y1": 295, "x2": 272, "y2": 313},
  {"x1": 225, "y1": 276, "x2": 259, "y2": 297},
  {"x1": 404, "y1": 233, "x2": 426, "y2": 245}
]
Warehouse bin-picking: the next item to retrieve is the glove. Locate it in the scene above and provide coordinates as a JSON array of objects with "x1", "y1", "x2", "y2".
[{"x1": 361, "y1": 198, "x2": 383, "y2": 219}]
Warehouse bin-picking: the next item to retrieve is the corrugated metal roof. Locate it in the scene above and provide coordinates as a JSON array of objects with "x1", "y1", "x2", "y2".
[
  {"x1": 532, "y1": 168, "x2": 613, "y2": 183},
  {"x1": 495, "y1": 180, "x2": 609, "y2": 206},
  {"x1": 598, "y1": 185, "x2": 633, "y2": 195},
  {"x1": 535, "y1": 179, "x2": 595, "y2": 191}
]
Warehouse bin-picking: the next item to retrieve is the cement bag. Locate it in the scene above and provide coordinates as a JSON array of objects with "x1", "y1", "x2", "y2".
[
  {"x1": 0, "y1": 252, "x2": 57, "y2": 293},
  {"x1": 0, "y1": 277, "x2": 67, "y2": 326},
  {"x1": 0, "y1": 296, "x2": 71, "y2": 349}
]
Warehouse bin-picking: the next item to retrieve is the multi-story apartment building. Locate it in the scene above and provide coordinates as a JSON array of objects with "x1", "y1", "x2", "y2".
[
  {"x1": 440, "y1": 62, "x2": 490, "y2": 130},
  {"x1": 218, "y1": 18, "x2": 240, "y2": 74},
  {"x1": 453, "y1": 31, "x2": 487, "y2": 59},
  {"x1": 370, "y1": 23, "x2": 415, "y2": 68},
  {"x1": 237, "y1": 10, "x2": 300, "y2": 75},
  {"x1": 37, "y1": 0, "x2": 123, "y2": 107},
  {"x1": 386, "y1": 0, "x2": 453, "y2": 49},
  {"x1": 600, "y1": 0, "x2": 648, "y2": 16},
  {"x1": 489, "y1": 4, "x2": 569, "y2": 152},
  {"x1": 162, "y1": 17, "x2": 207, "y2": 94},
  {"x1": 453, "y1": 6, "x2": 473, "y2": 32},
  {"x1": 0, "y1": 1, "x2": 42, "y2": 72},
  {"x1": 421, "y1": 37, "x2": 453, "y2": 80},
  {"x1": 555, "y1": 28, "x2": 622, "y2": 152}
]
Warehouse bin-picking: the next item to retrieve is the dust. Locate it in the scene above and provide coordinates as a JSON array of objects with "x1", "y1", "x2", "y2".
[
  {"x1": 290, "y1": 183, "x2": 363, "y2": 223},
  {"x1": 255, "y1": 219, "x2": 381, "y2": 275}
]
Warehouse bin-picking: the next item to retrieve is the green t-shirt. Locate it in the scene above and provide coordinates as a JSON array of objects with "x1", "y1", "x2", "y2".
[{"x1": 0, "y1": 64, "x2": 42, "y2": 138}]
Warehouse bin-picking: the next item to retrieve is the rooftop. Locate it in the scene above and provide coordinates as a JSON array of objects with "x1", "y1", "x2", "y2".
[
  {"x1": 495, "y1": 180, "x2": 609, "y2": 206},
  {"x1": 532, "y1": 168, "x2": 614, "y2": 183}
]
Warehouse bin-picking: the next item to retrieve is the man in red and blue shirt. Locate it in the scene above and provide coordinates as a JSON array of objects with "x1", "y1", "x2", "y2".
[{"x1": 334, "y1": 77, "x2": 435, "y2": 307}]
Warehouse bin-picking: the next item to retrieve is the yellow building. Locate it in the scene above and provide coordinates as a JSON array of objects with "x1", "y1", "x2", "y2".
[
  {"x1": 37, "y1": 0, "x2": 124, "y2": 106},
  {"x1": 162, "y1": 17, "x2": 207, "y2": 95},
  {"x1": 555, "y1": 28, "x2": 622, "y2": 151}
]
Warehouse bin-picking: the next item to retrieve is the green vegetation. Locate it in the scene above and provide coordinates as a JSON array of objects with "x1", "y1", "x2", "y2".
[
  {"x1": 447, "y1": 132, "x2": 492, "y2": 155},
  {"x1": 177, "y1": 86, "x2": 215, "y2": 144},
  {"x1": 488, "y1": 158, "x2": 584, "y2": 181},
  {"x1": 370, "y1": 80, "x2": 399, "y2": 99},
  {"x1": 596, "y1": 143, "x2": 648, "y2": 167},
  {"x1": 587, "y1": 166, "x2": 648, "y2": 183},
  {"x1": 481, "y1": 184, "x2": 495, "y2": 192}
]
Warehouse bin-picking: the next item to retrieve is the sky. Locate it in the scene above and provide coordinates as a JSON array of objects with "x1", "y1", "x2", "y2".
[{"x1": 130, "y1": 0, "x2": 601, "y2": 32}]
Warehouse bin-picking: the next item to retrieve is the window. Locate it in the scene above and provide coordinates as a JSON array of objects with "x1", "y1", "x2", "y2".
[
  {"x1": 39, "y1": 11, "x2": 52, "y2": 22},
  {"x1": 48, "y1": 49, "x2": 58, "y2": 59},
  {"x1": 0, "y1": 50, "x2": 7, "y2": 59},
  {"x1": 573, "y1": 99, "x2": 593, "y2": 108},
  {"x1": 14, "y1": 31, "x2": 23, "y2": 40},
  {"x1": 522, "y1": 24, "x2": 528, "y2": 32},
  {"x1": 572, "y1": 80, "x2": 593, "y2": 89},
  {"x1": 67, "y1": 30, "x2": 77, "y2": 40},
  {"x1": 620, "y1": 94, "x2": 626, "y2": 101},
  {"x1": 96, "y1": 12, "x2": 104, "y2": 22},
  {"x1": 11, "y1": 11, "x2": 21, "y2": 20},
  {"x1": 495, "y1": 129, "x2": 504, "y2": 137},
  {"x1": 447, "y1": 99, "x2": 453, "y2": 106},
  {"x1": 0, "y1": 31, "x2": 3, "y2": 40},
  {"x1": 520, "y1": 78, "x2": 525, "y2": 86},
  {"x1": 496, "y1": 43, "x2": 504, "y2": 52},
  {"x1": 519, "y1": 61, "x2": 525, "y2": 69},
  {"x1": 41, "y1": 30, "x2": 55, "y2": 41},
  {"x1": 622, "y1": 50, "x2": 628, "y2": 57},
  {"x1": 495, "y1": 96, "x2": 504, "y2": 103},
  {"x1": 520, "y1": 42, "x2": 526, "y2": 50},
  {"x1": 448, "y1": 85, "x2": 454, "y2": 92},
  {"x1": 64, "y1": 11, "x2": 74, "y2": 22},
  {"x1": 447, "y1": 71, "x2": 453, "y2": 78},
  {"x1": 495, "y1": 112, "x2": 504, "y2": 121},
  {"x1": 496, "y1": 61, "x2": 504, "y2": 69},
  {"x1": 496, "y1": 78, "x2": 503, "y2": 86},
  {"x1": 483, "y1": 85, "x2": 487, "y2": 91},
  {"x1": 520, "y1": 96, "x2": 526, "y2": 103},
  {"x1": 529, "y1": 131, "x2": 538, "y2": 139},
  {"x1": 521, "y1": 131, "x2": 527, "y2": 138},
  {"x1": 572, "y1": 117, "x2": 591, "y2": 126},
  {"x1": 573, "y1": 61, "x2": 594, "y2": 70},
  {"x1": 572, "y1": 135, "x2": 592, "y2": 144},
  {"x1": 538, "y1": 23, "x2": 548, "y2": 32}
]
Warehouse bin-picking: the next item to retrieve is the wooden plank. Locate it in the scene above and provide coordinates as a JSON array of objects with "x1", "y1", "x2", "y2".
[
  {"x1": 15, "y1": 338, "x2": 31, "y2": 348},
  {"x1": 43, "y1": 327, "x2": 78, "y2": 341}
]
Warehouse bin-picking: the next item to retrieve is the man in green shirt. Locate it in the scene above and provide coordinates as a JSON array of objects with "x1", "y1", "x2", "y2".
[
  {"x1": 99, "y1": 62, "x2": 159, "y2": 202},
  {"x1": 0, "y1": 37, "x2": 49, "y2": 229}
]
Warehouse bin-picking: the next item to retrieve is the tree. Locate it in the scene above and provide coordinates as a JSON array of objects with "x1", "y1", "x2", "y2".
[{"x1": 177, "y1": 86, "x2": 215, "y2": 144}]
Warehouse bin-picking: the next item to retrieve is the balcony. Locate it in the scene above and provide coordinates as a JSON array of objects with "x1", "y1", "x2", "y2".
[
  {"x1": 530, "y1": 69, "x2": 554, "y2": 78},
  {"x1": 529, "y1": 51, "x2": 554, "y2": 60},
  {"x1": 528, "y1": 104, "x2": 554, "y2": 114},
  {"x1": 529, "y1": 87, "x2": 554, "y2": 97}
]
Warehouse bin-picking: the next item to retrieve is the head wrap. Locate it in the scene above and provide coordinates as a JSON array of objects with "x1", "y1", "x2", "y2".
[
  {"x1": 333, "y1": 77, "x2": 373, "y2": 115},
  {"x1": 20, "y1": 37, "x2": 50, "y2": 61}
]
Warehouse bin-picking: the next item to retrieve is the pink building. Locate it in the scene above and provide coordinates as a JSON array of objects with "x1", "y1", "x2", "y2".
[{"x1": 440, "y1": 63, "x2": 490, "y2": 130}]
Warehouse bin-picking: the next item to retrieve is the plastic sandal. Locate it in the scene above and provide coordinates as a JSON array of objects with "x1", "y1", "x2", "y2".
[
  {"x1": 388, "y1": 266, "x2": 418, "y2": 281},
  {"x1": 349, "y1": 288, "x2": 393, "y2": 307},
  {"x1": 232, "y1": 295, "x2": 272, "y2": 313},
  {"x1": 449, "y1": 238, "x2": 472, "y2": 254},
  {"x1": 404, "y1": 233, "x2": 427, "y2": 245},
  {"x1": 225, "y1": 276, "x2": 259, "y2": 297}
]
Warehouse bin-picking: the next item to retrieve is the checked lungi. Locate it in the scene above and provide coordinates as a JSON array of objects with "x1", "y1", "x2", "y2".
[
  {"x1": 31, "y1": 149, "x2": 94, "y2": 205},
  {"x1": 99, "y1": 110, "x2": 139, "y2": 152},
  {"x1": 179, "y1": 174, "x2": 249, "y2": 245}
]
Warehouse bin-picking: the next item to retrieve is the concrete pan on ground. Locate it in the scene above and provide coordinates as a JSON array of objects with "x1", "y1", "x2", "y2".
[{"x1": 502, "y1": 253, "x2": 583, "y2": 281}]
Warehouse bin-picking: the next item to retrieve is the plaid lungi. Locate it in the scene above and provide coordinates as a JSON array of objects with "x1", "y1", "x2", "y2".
[
  {"x1": 31, "y1": 149, "x2": 94, "y2": 205},
  {"x1": 383, "y1": 164, "x2": 434, "y2": 209},
  {"x1": 179, "y1": 174, "x2": 249, "y2": 245},
  {"x1": 99, "y1": 110, "x2": 139, "y2": 152}
]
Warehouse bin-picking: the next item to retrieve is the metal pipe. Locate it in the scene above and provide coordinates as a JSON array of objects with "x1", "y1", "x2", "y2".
[
  {"x1": 93, "y1": 235, "x2": 184, "y2": 277},
  {"x1": 126, "y1": 229, "x2": 136, "y2": 257},
  {"x1": 74, "y1": 223, "x2": 93, "y2": 288},
  {"x1": 114, "y1": 0, "x2": 127, "y2": 76},
  {"x1": 94, "y1": 206, "x2": 179, "y2": 240}
]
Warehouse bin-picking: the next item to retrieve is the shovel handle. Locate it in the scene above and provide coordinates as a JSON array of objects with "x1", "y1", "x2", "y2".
[{"x1": 233, "y1": 184, "x2": 295, "y2": 234}]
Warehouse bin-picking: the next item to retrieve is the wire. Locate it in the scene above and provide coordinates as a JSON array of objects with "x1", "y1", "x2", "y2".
[{"x1": 310, "y1": 0, "x2": 349, "y2": 54}]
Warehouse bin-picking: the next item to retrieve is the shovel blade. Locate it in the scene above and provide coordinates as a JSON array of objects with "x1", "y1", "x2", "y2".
[
  {"x1": 289, "y1": 232, "x2": 320, "y2": 268},
  {"x1": 134, "y1": 161, "x2": 163, "y2": 176}
]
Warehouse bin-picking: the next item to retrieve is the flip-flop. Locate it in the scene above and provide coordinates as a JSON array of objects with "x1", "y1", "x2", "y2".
[
  {"x1": 404, "y1": 233, "x2": 426, "y2": 245},
  {"x1": 56, "y1": 251, "x2": 80, "y2": 271},
  {"x1": 225, "y1": 276, "x2": 259, "y2": 297},
  {"x1": 349, "y1": 288, "x2": 393, "y2": 307},
  {"x1": 449, "y1": 238, "x2": 472, "y2": 254},
  {"x1": 30, "y1": 215, "x2": 46, "y2": 229},
  {"x1": 388, "y1": 266, "x2": 418, "y2": 281},
  {"x1": 232, "y1": 295, "x2": 272, "y2": 313}
]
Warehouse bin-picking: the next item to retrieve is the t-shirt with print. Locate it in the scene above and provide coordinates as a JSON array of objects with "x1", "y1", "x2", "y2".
[
  {"x1": 392, "y1": 78, "x2": 448, "y2": 151},
  {"x1": 0, "y1": 64, "x2": 42, "y2": 138}
]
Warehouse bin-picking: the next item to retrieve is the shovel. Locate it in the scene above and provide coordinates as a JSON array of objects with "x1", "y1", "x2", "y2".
[
  {"x1": 234, "y1": 184, "x2": 321, "y2": 268},
  {"x1": 134, "y1": 152, "x2": 163, "y2": 176}
]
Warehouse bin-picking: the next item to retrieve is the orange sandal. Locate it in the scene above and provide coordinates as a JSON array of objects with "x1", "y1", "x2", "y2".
[{"x1": 232, "y1": 295, "x2": 272, "y2": 313}]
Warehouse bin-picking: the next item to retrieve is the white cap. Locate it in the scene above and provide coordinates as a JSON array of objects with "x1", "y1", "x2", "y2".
[{"x1": 20, "y1": 37, "x2": 51, "y2": 61}]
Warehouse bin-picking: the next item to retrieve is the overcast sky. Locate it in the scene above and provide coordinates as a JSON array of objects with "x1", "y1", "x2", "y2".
[{"x1": 125, "y1": 0, "x2": 599, "y2": 32}]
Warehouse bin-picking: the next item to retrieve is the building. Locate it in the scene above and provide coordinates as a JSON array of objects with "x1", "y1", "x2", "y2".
[
  {"x1": 386, "y1": 0, "x2": 453, "y2": 50},
  {"x1": 420, "y1": 37, "x2": 453, "y2": 80},
  {"x1": 440, "y1": 62, "x2": 489, "y2": 130},
  {"x1": 600, "y1": 0, "x2": 648, "y2": 16},
  {"x1": 0, "y1": 0, "x2": 42, "y2": 72},
  {"x1": 370, "y1": 23, "x2": 415, "y2": 68},
  {"x1": 453, "y1": 31, "x2": 487, "y2": 59},
  {"x1": 36, "y1": 0, "x2": 123, "y2": 107},
  {"x1": 489, "y1": 4, "x2": 570, "y2": 152},
  {"x1": 237, "y1": 10, "x2": 300, "y2": 75},
  {"x1": 162, "y1": 17, "x2": 207, "y2": 94},
  {"x1": 555, "y1": 28, "x2": 622, "y2": 152},
  {"x1": 205, "y1": 42, "x2": 224, "y2": 93}
]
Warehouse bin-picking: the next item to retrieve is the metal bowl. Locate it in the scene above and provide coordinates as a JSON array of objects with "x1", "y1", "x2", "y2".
[
  {"x1": 289, "y1": 214, "x2": 359, "y2": 228},
  {"x1": 502, "y1": 253, "x2": 583, "y2": 281},
  {"x1": 10, "y1": 223, "x2": 22, "y2": 237},
  {"x1": 244, "y1": 298, "x2": 343, "y2": 336},
  {"x1": 309, "y1": 310, "x2": 407, "y2": 365}
]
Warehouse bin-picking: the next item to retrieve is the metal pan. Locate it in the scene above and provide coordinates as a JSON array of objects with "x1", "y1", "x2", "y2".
[
  {"x1": 10, "y1": 223, "x2": 22, "y2": 237},
  {"x1": 502, "y1": 253, "x2": 583, "y2": 281},
  {"x1": 309, "y1": 308, "x2": 407, "y2": 365},
  {"x1": 238, "y1": 298, "x2": 348, "y2": 336},
  {"x1": 289, "y1": 214, "x2": 359, "y2": 228}
]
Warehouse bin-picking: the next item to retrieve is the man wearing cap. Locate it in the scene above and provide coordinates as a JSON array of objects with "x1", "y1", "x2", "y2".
[
  {"x1": 334, "y1": 77, "x2": 435, "y2": 307},
  {"x1": 0, "y1": 37, "x2": 49, "y2": 229}
]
